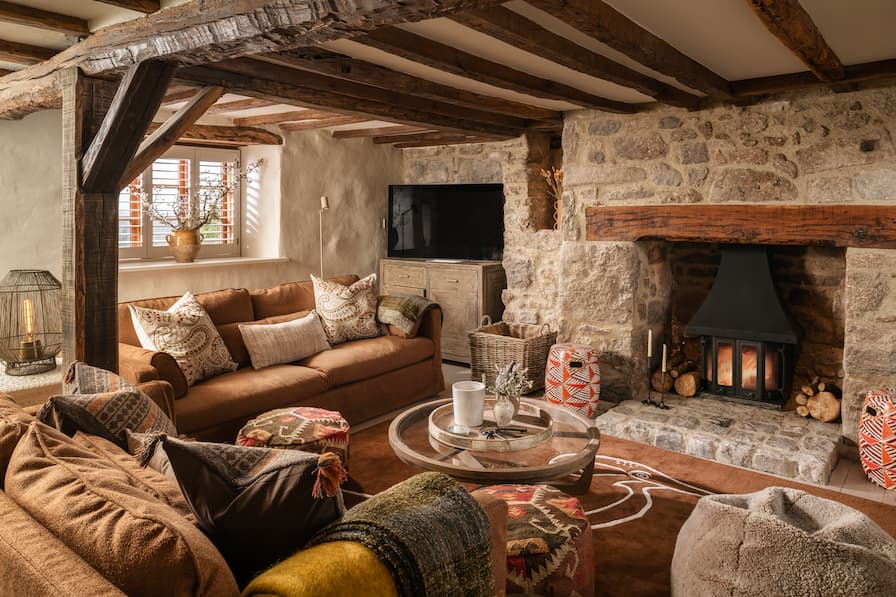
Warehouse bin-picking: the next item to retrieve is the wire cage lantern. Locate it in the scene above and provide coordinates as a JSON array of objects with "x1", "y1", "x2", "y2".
[{"x1": 0, "y1": 270, "x2": 62, "y2": 376}]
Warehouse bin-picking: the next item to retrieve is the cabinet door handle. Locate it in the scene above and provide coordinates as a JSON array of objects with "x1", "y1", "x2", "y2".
[
  {"x1": 446, "y1": 278, "x2": 459, "y2": 283},
  {"x1": 399, "y1": 274, "x2": 409, "y2": 278}
]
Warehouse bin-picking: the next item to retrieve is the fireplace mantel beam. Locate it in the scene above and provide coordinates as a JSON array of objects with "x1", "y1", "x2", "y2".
[{"x1": 585, "y1": 205, "x2": 896, "y2": 248}]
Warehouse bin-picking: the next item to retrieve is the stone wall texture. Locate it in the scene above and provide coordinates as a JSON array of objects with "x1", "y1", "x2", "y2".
[{"x1": 403, "y1": 83, "x2": 896, "y2": 440}]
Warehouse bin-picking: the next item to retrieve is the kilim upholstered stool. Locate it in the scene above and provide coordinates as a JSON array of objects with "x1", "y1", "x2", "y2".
[
  {"x1": 545, "y1": 343, "x2": 601, "y2": 418},
  {"x1": 859, "y1": 389, "x2": 896, "y2": 490},
  {"x1": 237, "y1": 406, "x2": 350, "y2": 467},
  {"x1": 473, "y1": 484, "x2": 594, "y2": 597}
]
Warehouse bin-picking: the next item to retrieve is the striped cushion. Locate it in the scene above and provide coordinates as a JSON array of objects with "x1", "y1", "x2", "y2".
[{"x1": 239, "y1": 311, "x2": 331, "y2": 369}]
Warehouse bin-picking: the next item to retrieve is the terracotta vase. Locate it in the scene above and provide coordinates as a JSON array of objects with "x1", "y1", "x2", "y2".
[{"x1": 167, "y1": 229, "x2": 203, "y2": 263}]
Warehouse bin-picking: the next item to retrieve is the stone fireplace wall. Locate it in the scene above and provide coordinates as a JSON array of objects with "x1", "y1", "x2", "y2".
[{"x1": 402, "y1": 82, "x2": 896, "y2": 444}]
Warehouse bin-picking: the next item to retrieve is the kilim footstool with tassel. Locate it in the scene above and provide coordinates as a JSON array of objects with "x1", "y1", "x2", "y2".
[
  {"x1": 860, "y1": 389, "x2": 896, "y2": 490},
  {"x1": 237, "y1": 406, "x2": 350, "y2": 468},
  {"x1": 473, "y1": 484, "x2": 594, "y2": 597}
]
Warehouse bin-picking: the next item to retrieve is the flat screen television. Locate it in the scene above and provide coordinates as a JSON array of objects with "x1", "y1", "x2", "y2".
[{"x1": 387, "y1": 184, "x2": 504, "y2": 261}]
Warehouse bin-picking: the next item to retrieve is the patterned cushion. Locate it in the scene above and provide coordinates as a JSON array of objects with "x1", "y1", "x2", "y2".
[
  {"x1": 37, "y1": 362, "x2": 176, "y2": 451},
  {"x1": 156, "y1": 436, "x2": 345, "y2": 586},
  {"x1": 311, "y1": 273, "x2": 381, "y2": 345},
  {"x1": 239, "y1": 311, "x2": 331, "y2": 369},
  {"x1": 475, "y1": 484, "x2": 594, "y2": 597},
  {"x1": 237, "y1": 406, "x2": 350, "y2": 466},
  {"x1": 129, "y1": 291, "x2": 238, "y2": 386}
]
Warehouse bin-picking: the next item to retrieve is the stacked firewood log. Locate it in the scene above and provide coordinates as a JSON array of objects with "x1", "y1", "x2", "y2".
[
  {"x1": 788, "y1": 375, "x2": 842, "y2": 423},
  {"x1": 650, "y1": 350, "x2": 702, "y2": 397}
]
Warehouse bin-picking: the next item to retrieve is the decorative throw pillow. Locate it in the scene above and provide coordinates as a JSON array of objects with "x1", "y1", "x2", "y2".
[
  {"x1": 239, "y1": 310, "x2": 331, "y2": 369},
  {"x1": 311, "y1": 273, "x2": 381, "y2": 344},
  {"x1": 37, "y1": 361, "x2": 177, "y2": 451},
  {"x1": 5, "y1": 422, "x2": 239, "y2": 597},
  {"x1": 155, "y1": 436, "x2": 345, "y2": 586},
  {"x1": 376, "y1": 294, "x2": 438, "y2": 338},
  {"x1": 129, "y1": 291, "x2": 238, "y2": 386}
]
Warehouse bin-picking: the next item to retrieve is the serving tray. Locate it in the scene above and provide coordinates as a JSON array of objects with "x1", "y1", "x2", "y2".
[{"x1": 428, "y1": 398, "x2": 553, "y2": 452}]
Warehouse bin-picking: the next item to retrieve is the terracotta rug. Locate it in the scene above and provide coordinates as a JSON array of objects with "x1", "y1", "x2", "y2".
[{"x1": 346, "y1": 421, "x2": 896, "y2": 596}]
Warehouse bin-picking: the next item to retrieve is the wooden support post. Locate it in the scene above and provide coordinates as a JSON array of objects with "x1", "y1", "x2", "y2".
[{"x1": 61, "y1": 68, "x2": 120, "y2": 372}]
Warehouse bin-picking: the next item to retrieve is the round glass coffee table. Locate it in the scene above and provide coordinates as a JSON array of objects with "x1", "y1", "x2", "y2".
[{"x1": 388, "y1": 397, "x2": 599, "y2": 494}]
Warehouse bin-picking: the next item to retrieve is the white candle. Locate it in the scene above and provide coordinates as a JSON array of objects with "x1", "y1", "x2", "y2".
[
  {"x1": 320, "y1": 195, "x2": 330, "y2": 210},
  {"x1": 661, "y1": 344, "x2": 667, "y2": 373},
  {"x1": 647, "y1": 329, "x2": 652, "y2": 358}
]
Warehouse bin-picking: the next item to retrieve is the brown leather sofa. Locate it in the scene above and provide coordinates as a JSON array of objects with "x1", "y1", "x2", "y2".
[
  {"x1": 0, "y1": 390, "x2": 508, "y2": 596},
  {"x1": 118, "y1": 275, "x2": 445, "y2": 442}
]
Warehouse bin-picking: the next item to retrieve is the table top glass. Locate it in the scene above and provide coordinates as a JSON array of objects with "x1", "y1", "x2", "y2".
[{"x1": 388, "y1": 397, "x2": 600, "y2": 485}]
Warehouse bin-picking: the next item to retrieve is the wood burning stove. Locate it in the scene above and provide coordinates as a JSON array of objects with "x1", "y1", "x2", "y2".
[{"x1": 686, "y1": 246, "x2": 800, "y2": 407}]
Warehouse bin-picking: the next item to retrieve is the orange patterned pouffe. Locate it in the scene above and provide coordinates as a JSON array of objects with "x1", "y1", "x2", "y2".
[
  {"x1": 545, "y1": 343, "x2": 601, "y2": 418},
  {"x1": 237, "y1": 407, "x2": 350, "y2": 467},
  {"x1": 474, "y1": 484, "x2": 594, "y2": 597},
  {"x1": 860, "y1": 389, "x2": 896, "y2": 490}
]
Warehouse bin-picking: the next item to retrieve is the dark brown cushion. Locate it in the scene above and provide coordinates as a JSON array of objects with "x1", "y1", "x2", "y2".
[
  {"x1": 0, "y1": 395, "x2": 33, "y2": 487},
  {"x1": 159, "y1": 437, "x2": 344, "y2": 586},
  {"x1": 250, "y1": 275, "x2": 359, "y2": 320},
  {"x1": 300, "y1": 335, "x2": 434, "y2": 387},
  {"x1": 5, "y1": 422, "x2": 239, "y2": 597},
  {"x1": 175, "y1": 365, "x2": 328, "y2": 435}
]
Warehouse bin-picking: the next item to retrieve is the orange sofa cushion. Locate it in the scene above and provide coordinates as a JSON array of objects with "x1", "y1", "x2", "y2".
[
  {"x1": 249, "y1": 275, "x2": 358, "y2": 320},
  {"x1": 175, "y1": 365, "x2": 328, "y2": 435},
  {"x1": 300, "y1": 335, "x2": 434, "y2": 387}
]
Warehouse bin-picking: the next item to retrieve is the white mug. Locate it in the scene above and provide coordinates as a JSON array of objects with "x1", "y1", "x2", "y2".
[{"x1": 452, "y1": 381, "x2": 486, "y2": 428}]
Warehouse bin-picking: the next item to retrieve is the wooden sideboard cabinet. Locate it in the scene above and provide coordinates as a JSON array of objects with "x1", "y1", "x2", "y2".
[{"x1": 380, "y1": 258, "x2": 506, "y2": 363}]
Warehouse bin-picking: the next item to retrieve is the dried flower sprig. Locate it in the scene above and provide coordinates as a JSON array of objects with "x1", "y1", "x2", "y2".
[
  {"x1": 488, "y1": 361, "x2": 533, "y2": 398},
  {"x1": 539, "y1": 166, "x2": 563, "y2": 200},
  {"x1": 141, "y1": 159, "x2": 264, "y2": 232}
]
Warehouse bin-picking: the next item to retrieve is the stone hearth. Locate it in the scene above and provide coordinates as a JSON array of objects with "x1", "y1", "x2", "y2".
[{"x1": 596, "y1": 397, "x2": 840, "y2": 485}]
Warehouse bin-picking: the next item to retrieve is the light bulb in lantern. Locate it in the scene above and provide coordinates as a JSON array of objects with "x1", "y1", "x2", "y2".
[{"x1": 23, "y1": 298, "x2": 34, "y2": 341}]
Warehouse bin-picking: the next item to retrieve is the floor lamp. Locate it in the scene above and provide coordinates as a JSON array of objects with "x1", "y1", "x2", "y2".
[{"x1": 319, "y1": 195, "x2": 329, "y2": 277}]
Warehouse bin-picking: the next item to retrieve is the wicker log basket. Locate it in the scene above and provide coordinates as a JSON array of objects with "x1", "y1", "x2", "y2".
[{"x1": 468, "y1": 316, "x2": 557, "y2": 393}]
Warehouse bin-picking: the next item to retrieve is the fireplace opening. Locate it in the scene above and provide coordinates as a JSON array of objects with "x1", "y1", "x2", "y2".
[{"x1": 686, "y1": 245, "x2": 801, "y2": 407}]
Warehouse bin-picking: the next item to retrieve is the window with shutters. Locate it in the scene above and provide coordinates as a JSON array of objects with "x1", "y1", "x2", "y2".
[{"x1": 119, "y1": 147, "x2": 241, "y2": 260}]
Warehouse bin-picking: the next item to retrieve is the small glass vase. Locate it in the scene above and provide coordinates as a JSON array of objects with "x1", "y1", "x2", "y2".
[{"x1": 492, "y1": 394, "x2": 519, "y2": 427}]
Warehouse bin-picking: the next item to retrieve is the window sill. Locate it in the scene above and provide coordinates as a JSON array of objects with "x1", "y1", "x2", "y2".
[{"x1": 119, "y1": 256, "x2": 288, "y2": 273}]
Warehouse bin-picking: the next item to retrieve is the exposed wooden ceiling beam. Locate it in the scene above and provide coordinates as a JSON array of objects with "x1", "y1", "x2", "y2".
[
  {"x1": 393, "y1": 135, "x2": 500, "y2": 149},
  {"x1": 176, "y1": 58, "x2": 530, "y2": 138},
  {"x1": 160, "y1": 87, "x2": 198, "y2": 105},
  {"x1": 359, "y1": 28, "x2": 637, "y2": 113},
  {"x1": 526, "y1": 0, "x2": 730, "y2": 98},
  {"x1": 261, "y1": 49, "x2": 563, "y2": 122},
  {"x1": 0, "y1": 1, "x2": 89, "y2": 36},
  {"x1": 82, "y1": 60, "x2": 175, "y2": 193},
  {"x1": 279, "y1": 115, "x2": 368, "y2": 131},
  {"x1": 205, "y1": 97, "x2": 276, "y2": 114},
  {"x1": 747, "y1": 0, "x2": 845, "y2": 82},
  {"x1": 730, "y1": 58, "x2": 896, "y2": 96},
  {"x1": 122, "y1": 86, "x2": 224, "y2": 187},
  {"x1": 333, "y1": 125, "x2": 428, "y2": 139},
  {"x1": 0, "y1": 0, "x2": 506, "y2": 120},
  {"x1": 234, "y1": 108, "x2": 344, "y2": 126},
  {"x1": 372, "y1": 131, "x2": 489, "y2": 145},
  {"x1": 450, "y1": 6, "x2": 701, "y2": 109},
  {"x1": 93, "y1": 0, "x2": 159, "y2": 14},
  {"x1": 145, "y1": 122, "x2": 283, "y2": 146},
  {"x1": 0, "y1": 38, "x2": 56, "y2": 65}
]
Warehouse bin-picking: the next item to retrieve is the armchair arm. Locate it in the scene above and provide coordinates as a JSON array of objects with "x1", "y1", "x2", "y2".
[
  {"x1": 415, "y1": 306, "x2": 445, "y2": 394},
  {"x1": 243, "y1": 482, "x2": 507, "y2": 597},
  {"x1": 119, "y1": 343, "x2": 188, "y2": 399}
]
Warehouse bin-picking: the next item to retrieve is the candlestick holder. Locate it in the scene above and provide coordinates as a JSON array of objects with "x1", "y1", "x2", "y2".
[{"x1": 643, "y1": 370, "x2": 672, "y2": 410}]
